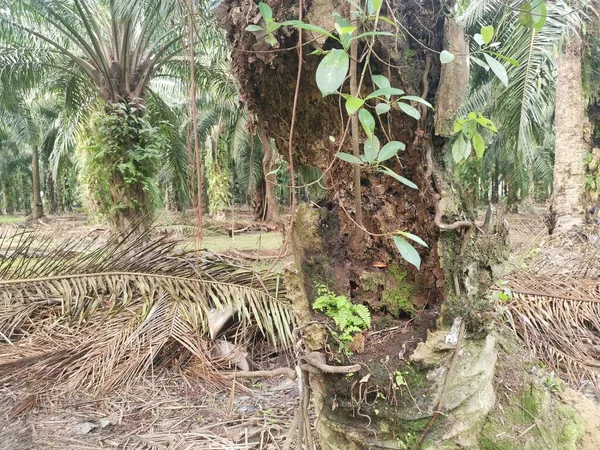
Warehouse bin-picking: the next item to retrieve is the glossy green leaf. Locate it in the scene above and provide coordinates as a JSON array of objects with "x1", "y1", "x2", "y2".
[
  {"x1": 400, "y1": 96, "x2": 432, "y2": 108},
  {"x1": 453, "y1": 121, "x2": 463, "y2": 133},
  {"x1": 397, "y1": 231, "x2": 428, "y2": 248},
  {"x1": 376, "y1": 103, "x2": 391, "y2": 115},
  {"x1": 316, "y1": 49, "x2": 349, "y2": 96},
  {"x1": 336, "y1": 152, "x2": 363, "y2": 165},
  {"x1": 345, "y1": 96, "x2": 364, "y2": 115},
  {"x1": 470, "y1": 56, "x2": 489, "y2": 70},
  {"x1": 364, "y1": 135, "x2": 380, "y2": 163},
  {"x1": 366, "y1": 87, "x2": 405, "y2": 100},
  {"x1": 473, "y1": 33, "x2": 485, "y2": 46},
  {"x1": 393, "y1": 236, "x2": 421, "y2": 270},
  {"x1": 472, "y1": 132, "x2": 485, "y2": 158},
  {"x1": 532, "y1": 0, "x2": 547, "y2": 31},
  {"x1": 378, "y1": 141, "x2": 405, "y2": 162},
  {"x1": 398, "y1": 102, "x2": 420, "y2": 120},
  {"x1": 371, "y1": 74, "x2": 390, "y2": 89},
  {"x1": 440, "y1": 50, "x2": 455, "y2": 64},
  {"x1": 481, "y1": 25, "x2": 494, "y2": 44},
  {"x1": 246, "y1": 25, "x2": 264, "y2": 32},
  {"x1": 380, "y1": 167, "x2": 418, "y2": 189},
  {"x1": 476, "y1": 116, "x2": 498, "y2": 132},
  {"x1": 358, "y1": 108, "x2": 375, "y2": 138},
  {"x1": 284, "y1": 21, "x2": 336, "y2": 40},
  {"x1": 483, "y1": 53, "x2": 508, "y2": 87},
  {"x1": 452, "y1": 136, "x2": 467, "y2": 163},
  {"x1": 258, "y1": 2, "x2": 273, "y2": 21}
]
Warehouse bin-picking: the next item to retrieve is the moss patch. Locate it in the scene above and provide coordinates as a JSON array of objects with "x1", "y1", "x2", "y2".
[{"x1": 361, "y1": 264, "x2": 416, "y2": 317}]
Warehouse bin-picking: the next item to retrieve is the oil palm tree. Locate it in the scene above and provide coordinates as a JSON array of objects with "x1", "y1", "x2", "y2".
[
  {"x1": 457, "y1": 0, "x2": 581, "y2": 205},
  {"x1": 0, "y1": 0, "x2": 189, "y2": 232}
]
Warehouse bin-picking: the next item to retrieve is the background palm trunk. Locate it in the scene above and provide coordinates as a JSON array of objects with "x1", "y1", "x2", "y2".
[
  {"x1": 31, "y1": 149, "x2": 44, "y2": 219},
  {"x1": 551, "y1": 34, "x2": 586, "y2": 233}
]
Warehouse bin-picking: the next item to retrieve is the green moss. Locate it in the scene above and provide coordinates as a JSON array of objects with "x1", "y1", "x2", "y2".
[
  {"x1": 558, "y1": 406, "x2": 584, "y2": 448},
  {"x1": 381, "y1": 264, "x2": 415, "y2": 317}
]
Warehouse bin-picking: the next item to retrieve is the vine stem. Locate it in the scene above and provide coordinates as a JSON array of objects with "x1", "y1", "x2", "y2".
[
  {"x1": 350, "y1": 2, "x2": 363, "y2": 226},
  {"x1": 266, "y1": 0, "x2": 303, "y2": 274}
]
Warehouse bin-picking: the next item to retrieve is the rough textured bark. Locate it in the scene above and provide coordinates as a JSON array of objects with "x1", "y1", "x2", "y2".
[
  {"x1": 551, "y1": 35, "x2": 586, "y2": 233},
  {"x1": 217, "y1": 1, "x2": 510, "y2": 447},
  {"x1": 45, "y1": 170, "x2": 57, "y2": 215},
  {"x1": 31, "y1": 149, "x2": 44, "y2": 220},
  {"x1": 257, "y1": 119, "x2": 281, "y2": 225}
]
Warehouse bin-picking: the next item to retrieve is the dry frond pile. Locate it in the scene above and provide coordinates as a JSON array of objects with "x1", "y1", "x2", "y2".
[
  {"x1": 503, "y1": 227, "x2": 600, "y2": 390},
  {"x1": 0, "y1": 229, "x2": 294, "y2": 397}
]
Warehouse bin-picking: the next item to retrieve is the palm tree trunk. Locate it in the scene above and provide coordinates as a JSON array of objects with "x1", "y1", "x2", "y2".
[
  {"x1": 551, "y1": 34, "x2": 586, "y2": 233},
  {"x1": 257, "y1": 118, "x2": 281, "y2": 225},
  {"x1": 31, "y1": 149, "x2": 44, "y2": 219},
  {"x1": 46, "y1": 170, "x2": 57, "y2": 214}
]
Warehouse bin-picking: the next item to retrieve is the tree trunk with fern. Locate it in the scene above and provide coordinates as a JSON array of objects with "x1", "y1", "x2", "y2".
[
  {"x1": 218, "y1": 2, "x2": 515, "y2": 448},
  {"x1": 551, "y1": 34, "x2": 586, "y2": 233}
]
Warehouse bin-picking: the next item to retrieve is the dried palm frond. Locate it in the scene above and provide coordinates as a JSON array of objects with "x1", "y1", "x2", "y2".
[{"x1": 0, "y1": 228, "x2": 294, "y2": 396}]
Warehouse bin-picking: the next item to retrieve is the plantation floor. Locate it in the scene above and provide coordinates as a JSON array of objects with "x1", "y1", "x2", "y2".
[{"x1": 0, "y1": 373, "x2": 302, "y2": 449}]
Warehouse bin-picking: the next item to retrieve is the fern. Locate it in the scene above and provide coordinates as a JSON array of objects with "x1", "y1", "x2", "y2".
[{"x1": 312, "y1": 284, "x2": 371, "y2": 354}]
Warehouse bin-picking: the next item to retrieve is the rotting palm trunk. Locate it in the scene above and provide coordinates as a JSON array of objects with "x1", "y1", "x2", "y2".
[
  {"x1": 31, "y1": 148, "x2": 44, "y2": 220},
  {"x1": 551, "y1": 34, "x2": 586, "y2": 233},
  {"x1": 219, "y1": 2, "x2": 506, "y2": 448}
]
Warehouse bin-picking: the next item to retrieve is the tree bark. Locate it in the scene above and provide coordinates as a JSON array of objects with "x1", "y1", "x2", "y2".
[
  {"x1": 31, "y1": 149, "x2": 44, "y2": 219},
  {"x1": 551, "y1": 34, "x2": 586, "y2": 233},
  {"x1": 45, "y1": 170, "x2": 57, "y2": 215},
  {"x1": 257, "y1": 118, "x2": 281, "y2": 225}
]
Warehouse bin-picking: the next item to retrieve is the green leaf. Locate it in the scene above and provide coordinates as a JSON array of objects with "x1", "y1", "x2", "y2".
[
  {"x1": 371, "y1": 74, "x2": 391, "y2": 90},
  {"x1": 398, "y1": 102, "x2": 420, "y2": 120},
  {"x1": 284, "y1": 21, "x2": 337, "y2": 40},
  {"x1": 246, "y1": 25, "x2": 264, "y2": 32},
  {"x1": 364, "y1": 135, "x2": 380, "y2": 163},
  {"x1": 397, "y1": 231, "x2": 428, "y2": 248},
  {"x1": 476, "y1": 116, "x2": 498, "y2": 133},
  {"x1": 345, "y1": 97, "x2": 364, "y2": 115},
  {"x1": 264, "y1": 33, "x2": 277, "y2": 46},
  {"x1": 380, "y1": 167, "x2": 418, "y2": 189},
  {"x1": 470, "y1": 56, "x2": 489, "y2": 71},
  {"x1": 336, "y1": 152, "x2": 363, "y2": 165},
  {"x1": 452, "y1": 136, "x2": 467, "y2": 163},
  {"x1": 376, "y1": 103, "x2": 391, "y2": 115},
  {"x1": 393, "y1": 236, "x2": 421, "y2": 270},
  {"x1": 258, "y1": 2, "x2": 273, "y2": 21},
  {"x1": 316, "y1": 49, "x2": 350, "y2": 96},
  {"x1": 489, "y1": 51, "x2": 519, "y2": 67},
  {"x1": 358, "y1": 109, "x2": 376, "y2": 138},
  {"x1": 453, "y1": 121, "x2": 463, "y2": 133},
  {"x1": 472, "y1": 132, "x2": 485, "y2": 158},
  {"x1": 378, "y1": 141, "x2": 405, "y2": 162},
  {"x1": 473, "y1": 33, "x2": 485, "y2": 47},
  {"x1": 440, "y1": 50, "x2": 455, "y2": 64},
  {"x1": 483, "y1": 53, "x2": 508, "y2": 87},
  {"x1": 532, "y1": 0, "x2": 547, "y2": 31},
  {"x1": 481, "y1": 25, "x2": 494, "y2": 44},
  {"x1": 368, "y1": 0, "x2": 383, "y2": 14},
  {"x1": 462, "y1": 120, "x2": 477, "y2": 139},
  {"x1": 519, "y1": 2, "x2": 534, "y2": 28},
  {"x1": 365, "y1": 87, "x2": 405, "y2": 100},
  {"x1": 400, "y1": 96, "x2": 432, "y2": 108}
]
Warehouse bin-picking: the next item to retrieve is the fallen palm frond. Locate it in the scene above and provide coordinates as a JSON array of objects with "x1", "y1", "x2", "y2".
[
  {"x1": 0, "y1": 228, "x2": 294, "y2": 396},
  {"x1": 503, "y1": 273, "x2": 600, "y2": 386},
  {"x1": 502, "y1": 225, "x2": 600, "y2": 389}
]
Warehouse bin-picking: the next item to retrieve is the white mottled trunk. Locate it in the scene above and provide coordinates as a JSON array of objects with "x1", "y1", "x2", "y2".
[{"x1": 551, "y1": 35, "x2": 586, "y2": 233}]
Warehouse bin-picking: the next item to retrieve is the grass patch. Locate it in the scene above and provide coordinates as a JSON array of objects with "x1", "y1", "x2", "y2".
[
  {"x1": 198, "y1": 232, "x2": 282, "y2": 252},
  {"x1": 0, "y1": 215, "x2": 24, "y2": 224}
]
